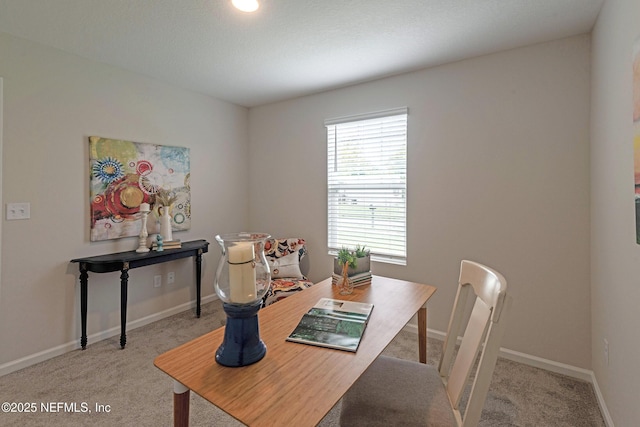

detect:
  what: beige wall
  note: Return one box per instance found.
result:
[249,35,592,368]
[0,33,249,366]
[591,0,640,424]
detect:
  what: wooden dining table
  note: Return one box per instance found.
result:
[154,275,437,427]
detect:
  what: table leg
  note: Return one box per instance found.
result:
[80,266,88,350]
[418,305,427,364]
[120,266,129,349]
[195,250,202,318]
[173,381,190,427]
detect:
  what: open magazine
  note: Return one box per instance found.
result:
[286,298,374,352]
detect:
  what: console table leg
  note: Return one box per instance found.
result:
[173,381,190,427]
[71,240,209,350]
[120,267,129,349]
[80,266,88,350]
[195,250,202,318]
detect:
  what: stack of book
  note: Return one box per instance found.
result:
[152,239,182,250]
[331,271,372,288]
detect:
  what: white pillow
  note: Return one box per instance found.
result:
[268,252,303,279]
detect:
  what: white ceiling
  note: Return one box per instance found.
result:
[0,0,603,107]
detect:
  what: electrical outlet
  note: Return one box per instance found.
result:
[603,339,609,366]
[154,275,162,288]
[167,272,175,284]
[6,202,31,220]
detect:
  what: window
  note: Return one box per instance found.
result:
[326,107,408,265]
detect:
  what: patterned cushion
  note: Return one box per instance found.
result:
[262,238,314,306]
[263,278,315,306]
[264,237,307,262]
[269,252,303,278]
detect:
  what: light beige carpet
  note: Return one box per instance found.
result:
[0,299,605,426]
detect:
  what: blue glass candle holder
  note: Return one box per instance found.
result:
[214,233,271,367]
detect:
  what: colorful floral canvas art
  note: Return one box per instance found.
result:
[634,39,640,243]
[89,136,191,241]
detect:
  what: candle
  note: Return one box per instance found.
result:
[228,242,256,303]
[139,202,150,212]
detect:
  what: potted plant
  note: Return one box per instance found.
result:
[353,244,371,274]
[334,245,371,276]
[336,247,357,295]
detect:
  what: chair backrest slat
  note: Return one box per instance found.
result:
[462,296,512,427]
[438,283,470,376]
[446,297,492,408]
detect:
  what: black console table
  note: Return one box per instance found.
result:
[71,239,209,349]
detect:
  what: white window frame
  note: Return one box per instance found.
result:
[325,107,408,265]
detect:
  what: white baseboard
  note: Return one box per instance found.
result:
[404,324,592,379]
[403,324,614,427]
[0,294,218,377]
[498,347,593,382]
[590,372,615,427]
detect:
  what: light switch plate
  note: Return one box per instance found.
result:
[6,202,30,220]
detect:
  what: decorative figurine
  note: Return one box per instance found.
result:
[156,234,164,252]
[136,202,151,253]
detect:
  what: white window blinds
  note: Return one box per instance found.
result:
[326,108,407,265]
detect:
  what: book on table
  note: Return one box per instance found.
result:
[331,271,372,288]
[152,239,182,249]
[286,297,374,352]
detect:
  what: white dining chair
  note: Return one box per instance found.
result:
[340,260,512,427]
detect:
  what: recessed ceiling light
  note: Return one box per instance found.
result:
[232,0,259,13]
